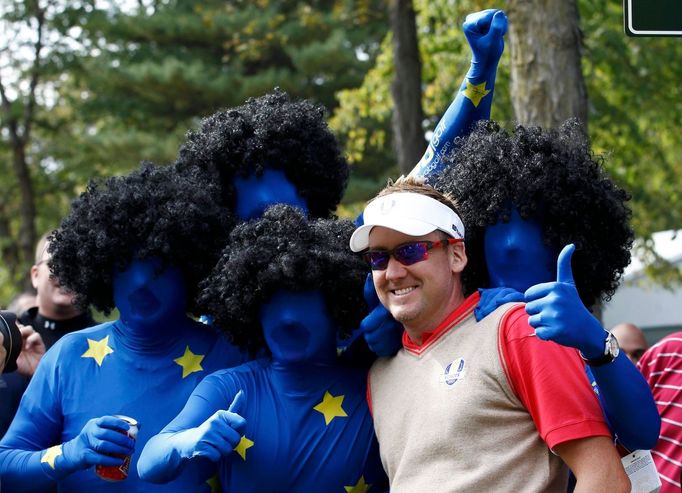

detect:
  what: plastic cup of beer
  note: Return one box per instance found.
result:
[95,415,139,481]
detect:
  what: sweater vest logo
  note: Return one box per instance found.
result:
[440,357,466,385]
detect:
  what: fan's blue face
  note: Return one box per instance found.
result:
[484,208,556,293]
[233,168,308,220]
[113,257,187,331]
[259,290,336,365]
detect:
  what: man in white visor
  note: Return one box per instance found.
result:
[350,176,629,493]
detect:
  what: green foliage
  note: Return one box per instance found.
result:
[0,0,90,300]
[0,0,389,304]
[580,1,682,237]
[71,0,387,125]
[1,0,680,304]
[334,0,512,207]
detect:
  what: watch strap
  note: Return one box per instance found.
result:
[580,331,618,367]
[580,351,616,367]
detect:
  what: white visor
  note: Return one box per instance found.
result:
[350,192,465,252]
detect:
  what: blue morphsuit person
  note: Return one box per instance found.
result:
[174,90,347,222]
[432,121,660,452]
[233,168,309,220]
[138,205,388,492]
[0,164,244,492]
[170,14,508,360]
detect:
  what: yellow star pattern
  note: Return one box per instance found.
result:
[462,80,491,107]
[345,476,372,493]
[233,435,254,460]
[41,445,62,470]
[206,474,221,493]
[313,391,348,425]
[173,345,205,378]
[81,336,114,366]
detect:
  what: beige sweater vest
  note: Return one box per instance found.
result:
[369,303,567,493]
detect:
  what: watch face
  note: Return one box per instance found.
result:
[607,333,620,358]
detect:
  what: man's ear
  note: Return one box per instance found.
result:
[30,265,40,290]
[449,242,467,274]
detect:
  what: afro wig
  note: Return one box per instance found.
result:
[49,162,233,315]
[436,119,633,307]
[198,205,368,353]
[175,89,349,219]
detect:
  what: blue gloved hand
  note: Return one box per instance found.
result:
[360,274,403,357]
[60,416,135,472]
[524,244,606,358]
[474,287,525,321]
[463,9,508,80]
[173,390,247,463]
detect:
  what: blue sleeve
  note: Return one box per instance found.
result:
[409,9,507,181]
[137,371,238,484]
[0,345,67,492]
[585,354,661,451]
[475,287,525,321]
[409,67,498,181]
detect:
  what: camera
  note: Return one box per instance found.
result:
[0,310,21,373]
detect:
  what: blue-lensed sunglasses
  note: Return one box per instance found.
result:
[363,238,462,271]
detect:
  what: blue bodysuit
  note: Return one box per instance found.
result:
[145,358,387,492]
[0,320,244,492]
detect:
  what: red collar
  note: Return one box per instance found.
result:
[402,291,480,355]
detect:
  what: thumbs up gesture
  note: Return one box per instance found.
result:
[177,390,247,463]
[524,244,606,357]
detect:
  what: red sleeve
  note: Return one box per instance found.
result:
[366,371,373,417]
[498,305,611,449]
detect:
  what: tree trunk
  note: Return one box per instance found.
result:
[0,2,44,292]
[0,204,20,285]
[508,0,604,318]
[12,143,37,291]
[389,0,425,174]
[507,0,587,127]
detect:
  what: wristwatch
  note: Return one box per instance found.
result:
[580,331,620,367]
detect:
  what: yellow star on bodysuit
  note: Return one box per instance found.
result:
[462,80,491,107]
[313,391,348,425]
[173,345,205,378]
[345,475,372,493]
[206,474,221,493]
[233,435,254,460]
[41,445,62,470]
[81,336,114,366]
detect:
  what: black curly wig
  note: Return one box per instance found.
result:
[49,162,234,315]
[198,205,368,353]
[436,119,633,308]
[175,89,349,219]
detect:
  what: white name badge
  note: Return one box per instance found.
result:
[621,450,661,493]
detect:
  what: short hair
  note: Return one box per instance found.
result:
[49,163,233,315]
[198,205,368,354]
[375,175,460,213]
[436,119,633,307]
[175,89,349,219]
[34,232,51,265]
